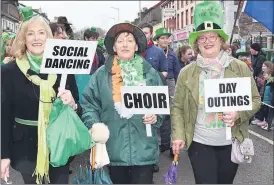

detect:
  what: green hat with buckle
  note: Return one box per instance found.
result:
[189,1,229,47]
[153,28,171,41]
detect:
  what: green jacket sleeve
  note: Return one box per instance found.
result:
[81,73,102,129]
[170,70,186,141]
[236,62,261,125]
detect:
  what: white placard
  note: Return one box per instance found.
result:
[121,86,170,115]
[204,77,252,113]
[40,39,97,74]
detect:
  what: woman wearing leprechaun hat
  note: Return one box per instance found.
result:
[171,1,261,184]
[1,7,81,184]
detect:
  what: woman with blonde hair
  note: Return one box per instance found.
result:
[1,32,16,64]
[171,1,261,184]
[1,8,80,184]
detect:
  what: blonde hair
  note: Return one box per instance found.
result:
[11,16,53,59]
[192,36,229,54]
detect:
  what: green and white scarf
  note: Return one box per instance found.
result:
[26,50,43,73]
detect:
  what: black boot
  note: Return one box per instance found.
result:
[153,164,159,173]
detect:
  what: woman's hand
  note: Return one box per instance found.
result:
[3,57,11,64]
[143,114,157,124]
[222,112,238,127]
[57,88,76,109]
[172,140,185,155]
[1,159,10,182]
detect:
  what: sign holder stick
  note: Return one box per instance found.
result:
[146,124,152,137]
[59,74,68,89]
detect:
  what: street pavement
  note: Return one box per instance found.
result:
[3,124,273,184]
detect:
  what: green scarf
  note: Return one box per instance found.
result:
[26,50,43,73]
[16,55,57,184]
[117,54,144,86]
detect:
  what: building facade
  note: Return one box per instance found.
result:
[1,0,20,33]
[1,1,50,33]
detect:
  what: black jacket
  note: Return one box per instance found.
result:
[1,62,80,174]
[252,51,266,78]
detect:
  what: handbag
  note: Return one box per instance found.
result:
[231,137,254,164]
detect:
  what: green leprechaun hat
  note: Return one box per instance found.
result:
[20,6,37,22]
[235,48,250,58]
[189,1,229,47]
[153,28,171,41]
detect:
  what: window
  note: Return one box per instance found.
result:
[186,9,189,25]
[181,1,184,8]
[177,13,180,29]
[164,21,166,28]
[190,0,193,3]
[177,0,179,10]
[186,0,188,5]
[234,0,238,5]
[181,12,184,28]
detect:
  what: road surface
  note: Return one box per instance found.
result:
[3,124,273,184]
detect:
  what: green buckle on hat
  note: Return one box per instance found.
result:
[204,21,213,30]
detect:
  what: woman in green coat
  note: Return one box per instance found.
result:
[82,23,164,184]
[171,1,261,184]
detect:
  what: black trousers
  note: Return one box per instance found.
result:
[108,165,154,184]
[257,105,269,121]
[188,141,238,184]
[21,164,70,184]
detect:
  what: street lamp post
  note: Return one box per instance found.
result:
[110,7,119,23]
[108,17,116,24]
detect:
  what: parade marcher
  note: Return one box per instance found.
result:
[82,22,164,184]
[251,61,274,125]
[153,28,180,157]
[256,70,274,130]
[171,1,261,184]
[83,27,105,69]
[1,9,81,184]
[57,16,74,40]
[1,32,16,64]
[175,45,194,82]
[235,48,253,71]
[250,42,266,78]
[139,22,168,172]
[49,22,69,40]
[139,23,168,78]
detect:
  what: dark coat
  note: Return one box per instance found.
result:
[252,51,266,78]
[1,61,80,175]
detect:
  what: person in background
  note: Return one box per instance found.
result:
[57,16,74,40]
[1,9,80,184]
[139,22,168,172]
[84,27,105,68]
[153,27,180,158]
[250,43,266,79]
[256,70,274,130]
[175,45,194,81]
[1,32,16,64]
[49,22,69,40]
[171,2,260,184]
[251,61,274,125]
[82,22,164,184]
[235,48,253,71]
[139,23,168,78]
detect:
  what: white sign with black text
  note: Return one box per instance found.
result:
[121,86,170,115]
[204,77,252,113]
[121,86,170,137]
[40,39,97,75]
